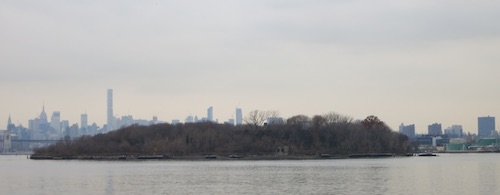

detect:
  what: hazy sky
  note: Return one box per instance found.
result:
[1,0,499,133]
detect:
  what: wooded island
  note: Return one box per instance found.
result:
[32,112,411,159]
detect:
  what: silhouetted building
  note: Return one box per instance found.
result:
[399,123,415,139]
[428,123,442,135]
[478,116,495,138]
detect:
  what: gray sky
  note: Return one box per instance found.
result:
[1,0,499,133]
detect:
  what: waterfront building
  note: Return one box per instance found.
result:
[2,133,12,153]
[428,123,442,135]
[446,138,469,151]
[478,116,495,138]
[399,123,415,139]
[444,125,463,138]
[235,107,243,125]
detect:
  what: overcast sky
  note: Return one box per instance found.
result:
[1,0,499,133]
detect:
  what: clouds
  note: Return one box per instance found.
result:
[1,0,500,132]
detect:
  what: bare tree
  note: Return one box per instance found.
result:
[244,110,268,127]
[361,115,385,129]
[244,110,281,127]
[286,115,311,126]
[323,112,353,127]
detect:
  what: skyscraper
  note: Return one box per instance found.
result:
[235,107,243,125]
[478,116,495,138]
[7,114,12,130]
[50,111,61,132]
[39,105,48,124]
[107,89,114,131]
[81,113,88,129]
[207,106,213,122]
[428,123,442,135]
[185,115,194,123]
[399,123,415,139]
[445,125,463,138]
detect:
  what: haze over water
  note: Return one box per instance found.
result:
[1,154,499,194]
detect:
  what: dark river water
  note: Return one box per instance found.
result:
[1,153,499,194]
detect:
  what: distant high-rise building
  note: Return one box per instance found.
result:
[207,106,213,122]
[7,114,12,127]
[399,123,415,139]
[7,114,13,130]
[227,118,235,125]
[50,111,61,132]
[61,120,70,133]
[478,116,495,138]
[107,89,115,131]
[235,107,243,125]
[185,115,194,123]
[39,105,48,124]
[267,117,284,125]
[171,120,180,125]
[445,125,463,138]
[66,123,79,138]
[81,114,88,129]
[428,123,442,135]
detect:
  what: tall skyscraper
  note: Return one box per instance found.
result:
[7,114,12,127]
[7,114,12,130]
[207,106,213,122]
[478,116,495,138]
[107,89,114,131]
[81,113,88,129]
[39,105,48,124]
[428,123,442,135]
[235,107,243,125]
[50,111,61,132]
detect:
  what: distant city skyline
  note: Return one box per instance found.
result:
[1,89,497,135]
[1,1,500,134]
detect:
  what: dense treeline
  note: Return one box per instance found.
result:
[33,113,411,157]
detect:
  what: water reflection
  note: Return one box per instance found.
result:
[1,154,500,194]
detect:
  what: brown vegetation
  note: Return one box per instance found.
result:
[32,113,411,157]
